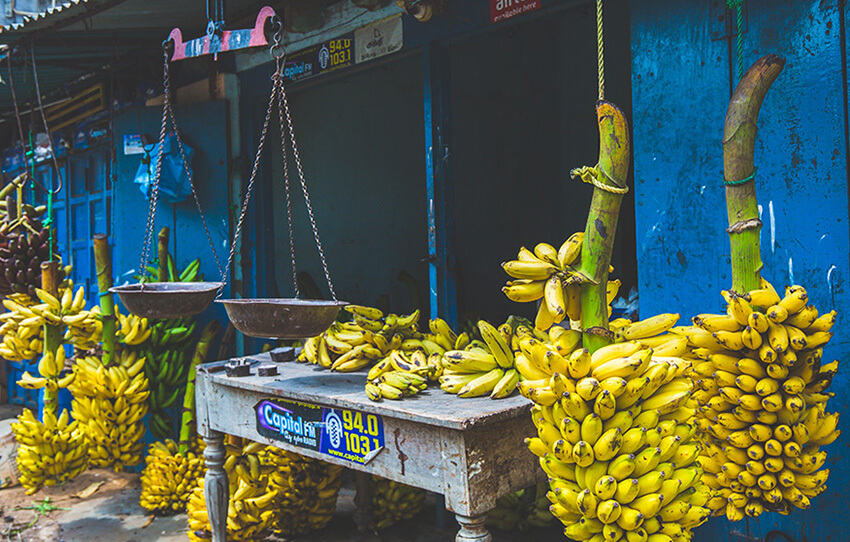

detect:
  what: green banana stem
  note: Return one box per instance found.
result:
[178,320,221,454]
[93,234,116,366]
[157,226,169,283]
[40,261,62,418]
[723,54,786,294]
[579,101,631,354]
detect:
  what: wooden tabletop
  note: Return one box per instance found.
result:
[197,349,533,431]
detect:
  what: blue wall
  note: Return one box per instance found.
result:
[632,1,849,540]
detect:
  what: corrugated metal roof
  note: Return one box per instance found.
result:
[0,1,97,35]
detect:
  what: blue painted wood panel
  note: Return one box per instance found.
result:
[632,1,849,540]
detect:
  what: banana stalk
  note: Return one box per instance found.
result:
[178,320,221,454]
[40,260,62,416]
[579,101,631,354]
[157,226,169,282]
[723,54,786,293]
[93,234,116,365]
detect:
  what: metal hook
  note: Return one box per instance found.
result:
[269,15,285,59]
[27,171,62,196]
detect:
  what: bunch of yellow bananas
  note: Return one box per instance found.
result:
[140,438,206,514]
[673,278,839,519]
[69,348,149,471]
[260,447,344,536]
[0,293,45,360]
[187,438,278,542]
[365,350,431,400]
[514,325,712,541]
[16,345,75,392]
[11,408,88,494]
[116,310,152,346]
[369,475,426,530]
[438,319,521,399]
[501,233,621,330]
[487,482,555,532]
[298,306,420,372]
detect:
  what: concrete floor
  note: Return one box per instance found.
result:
[0,467,568,542]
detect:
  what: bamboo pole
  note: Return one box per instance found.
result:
[40,261,61,417]
[723,54,785,294]
[579,101,631,354]
[178,321,221,455]
[93,234,116,366]
[157,227,170,283]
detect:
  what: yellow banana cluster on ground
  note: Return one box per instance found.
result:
[261,447,344,536]
[674,279,839,519]
[187,438,279,542]
[369,475,426,530]
[140,438,206,514]
[439,319,521,399]
[69,348,149,471]
[11,408,88,494]
[487,482,555,531]
[517,328,712,541]
[298,306,421,372]
[501,233,620,329]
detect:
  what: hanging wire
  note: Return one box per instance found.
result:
[5,50,28,172]
[596,0,605,100]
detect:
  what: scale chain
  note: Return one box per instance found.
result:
[277,77,300,298]
[279,76,337,300]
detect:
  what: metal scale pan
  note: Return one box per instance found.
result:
[111,282,223,319]
[216,298,347,339]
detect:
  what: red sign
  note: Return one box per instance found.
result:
[490,0,541,23]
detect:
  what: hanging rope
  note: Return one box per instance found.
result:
[727,0,745,81]
[596,0,605,100]
[30,45,64,262]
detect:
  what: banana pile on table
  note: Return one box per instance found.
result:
[501,233,620,329]
[69,348,150,470]
[438,319,521,399]
[299,306,420,372]
[369,475,426,530]
[0,225,66,298]
[140,438,206,514]
[11,408,88,494]
[487,482,555,532]
[187,438,279,542]
[672,278,839,519]
[262,447,344,536]
[0,284,90,361]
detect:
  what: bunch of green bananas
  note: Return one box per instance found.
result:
[69,348,150,471]
[487,482,554,532]
[438,320,521,399]
[144,315,198,439]
[261,447,344,536]
[369,476,426,530]
[140,438,206,514]
[501,233,621,330]
[520,336,713,542]
[672,278,839,519]
[187,438,279,542]
[0,283,91,360]
[11,407,88,494]
[298,306,420,372]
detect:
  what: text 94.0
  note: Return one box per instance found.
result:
[328,39,351,66]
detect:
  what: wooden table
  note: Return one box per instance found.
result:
[195,349,545,542]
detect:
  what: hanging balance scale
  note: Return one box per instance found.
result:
[217,22,347,339]
[113,11,345,336]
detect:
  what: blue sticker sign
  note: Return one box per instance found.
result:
[255,398,384,464]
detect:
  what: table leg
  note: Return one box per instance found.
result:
[352,470,371,532]
[204,430,228,542]
[455,513,492,542]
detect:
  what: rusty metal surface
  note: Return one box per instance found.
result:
[216,298,347,339]
[197,351,533,430]
[109,282,222,319]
